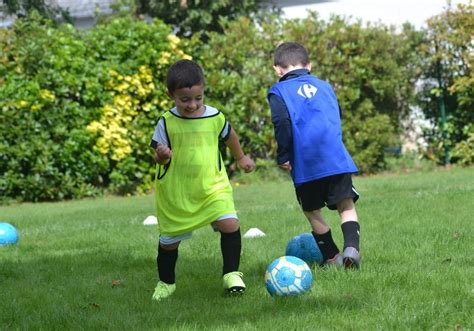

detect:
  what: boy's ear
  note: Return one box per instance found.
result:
[306,63,312,72]
[273,65,284,77]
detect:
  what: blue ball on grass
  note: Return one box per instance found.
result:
[0,222,19,246]
[264,256,313,296]
[285,233,323,265]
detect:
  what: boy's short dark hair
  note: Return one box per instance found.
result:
[274,42,309,69]
[166,59,205,94]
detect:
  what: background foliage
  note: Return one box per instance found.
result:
[1,0,70,23]
[198,14,423,173]
[0,13,189,201]
[134,0,276,37]
[0,2,472,202]
[417,2,474,165]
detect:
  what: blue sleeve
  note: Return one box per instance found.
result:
[268,93,292,165]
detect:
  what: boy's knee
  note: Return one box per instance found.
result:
[216,218,240,234]
[160,242,180,250]
[303,209,323,221]
[337,198,355,213]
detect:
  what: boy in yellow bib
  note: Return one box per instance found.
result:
[150,60,255,300]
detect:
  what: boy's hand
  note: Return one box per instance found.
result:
[237,155,256,173]
[155,143,172,165]
[278,161,292,172]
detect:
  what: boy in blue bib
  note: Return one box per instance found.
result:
[268,42,361,269]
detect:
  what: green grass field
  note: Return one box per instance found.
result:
[1,167,473,330]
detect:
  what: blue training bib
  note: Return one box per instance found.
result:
[269,75,358,184]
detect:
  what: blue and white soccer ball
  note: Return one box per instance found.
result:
[265,256,313,296]
[0,222,19,246]
[286,233,323,265]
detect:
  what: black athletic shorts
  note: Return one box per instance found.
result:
[295,173,359,211]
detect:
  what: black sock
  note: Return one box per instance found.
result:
[157,245,178,284]
[312,230,340,261]
[220,229,241,275]
[341,221,360,251]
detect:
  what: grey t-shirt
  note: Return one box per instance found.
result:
[151,105,230,148]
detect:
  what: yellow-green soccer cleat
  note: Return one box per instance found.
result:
[223,271,246,294]
[152,281,176,301]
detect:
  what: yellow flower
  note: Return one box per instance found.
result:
[112,143,132,161]
[86,121,104,134]
[19,100,28,108]
[167,34,180,50]
[160,99,170,108]
[158,51,171,65]
[114,95,132,108]
[96,137,109,155]
[116,82,130,92]
[40,90,56,102]
[103,104,118,117]
[142,103,152,112]
[139,65,148,74]
[31,104,42,112]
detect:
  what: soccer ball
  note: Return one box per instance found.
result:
[265,256,313,296]
[0,222,19,246]
[286,233,323,265]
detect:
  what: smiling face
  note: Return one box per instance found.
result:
[169,84,205,118]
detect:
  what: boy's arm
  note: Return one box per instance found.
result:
[154,143,172,165]
[150,118,172,165]
[224,127,255,173]
[268,93,292,166]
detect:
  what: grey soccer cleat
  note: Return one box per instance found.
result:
[343,247,361,269]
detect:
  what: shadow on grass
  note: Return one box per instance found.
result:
[1,241,366,330]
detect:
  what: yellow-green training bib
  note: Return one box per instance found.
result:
[155,110,236,236]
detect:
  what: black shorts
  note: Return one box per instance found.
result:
[295,173,359,211]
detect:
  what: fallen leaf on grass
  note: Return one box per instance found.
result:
[112,279,122,288]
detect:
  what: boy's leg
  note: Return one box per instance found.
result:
[157,242,180,284]
[337,198,361,269]
[304,210,342,265]
[296,178,342,266]
[215,218,245,293]
[153,240,180,301]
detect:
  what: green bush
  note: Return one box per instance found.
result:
[0,13,190,201]
[198,14,419,174]
[197,17,279,162]
[450,125,474,166]
[3,10,461,202]
[418,2,474,165]
[0,15,107,201]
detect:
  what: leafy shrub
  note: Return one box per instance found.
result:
[417,2,474,165]
[198,14,419,174]
[0,14,107,201]
[2,10,457,202]
[450,126,474,166]
[0,13,189,201]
